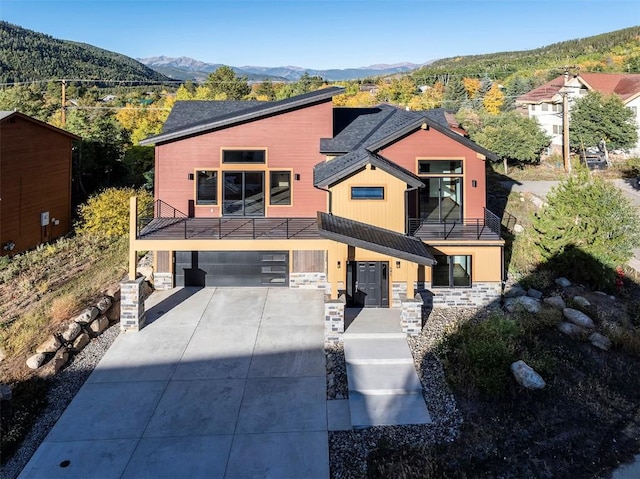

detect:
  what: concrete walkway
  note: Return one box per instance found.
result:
[343,309,431,428]
[19,287,329,479]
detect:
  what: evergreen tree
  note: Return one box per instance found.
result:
[443,77,468,111]
[203,66,250,100]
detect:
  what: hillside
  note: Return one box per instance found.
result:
[0,21,171,84]
[412,26,640,83]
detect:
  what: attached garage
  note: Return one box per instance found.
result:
[175,251,289,287]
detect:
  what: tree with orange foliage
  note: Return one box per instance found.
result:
[483,83,505,114]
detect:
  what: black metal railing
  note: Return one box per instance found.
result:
[137,200,188,238]
[408,208,502,240]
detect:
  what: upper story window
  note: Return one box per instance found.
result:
[541,103,549,111]
[196,170,218,205]
[351,186,384,200]
[222,149,266,164]
[418,160,463,175]
[270,171,291,205]
[552,103,562,112]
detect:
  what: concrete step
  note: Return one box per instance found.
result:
[343,332,407,340]
[346,363,423,394]
[349,392,432,428]
[344,336,414,363]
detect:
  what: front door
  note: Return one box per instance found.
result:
[222,171,265,216]
[349,261,389,308]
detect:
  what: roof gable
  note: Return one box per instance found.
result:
[314,148,424,188]
[0,111,80,140]
[140,86,345,145]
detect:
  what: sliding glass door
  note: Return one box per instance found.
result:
[419,177,462,222]
[222,171,265,216]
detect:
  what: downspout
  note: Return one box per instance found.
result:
[314,185,333,215]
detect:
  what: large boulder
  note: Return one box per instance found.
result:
[88,316,109,336]
[35,335,61,354]
[544,296,566,311]
[558,321,586,338]
[96,296,112,314]
[511,360,546,390]
[61,322,82,342]
[26,353,47,370]
[527,288,543,300]
[105,299,120,323]
[71,332,90,352]
[589,332,612,351]
[37,350,69,378]
[504,285,526,298]
[555,277,571,288]
[505,296,541,314]
[74,307,99,325]
[573,296,592,308]
[563,308,595,329]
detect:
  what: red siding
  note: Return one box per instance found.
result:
[379,128,488,219]
[155,100,333,218]
[0,116,73,255]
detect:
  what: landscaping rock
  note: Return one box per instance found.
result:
[544,296,566,310]
[589,332,612,351]
[529,195,546,209]
[573,296,592,308]
[527,288,543,300]
[35,335,61,354]
[26,353,47,370]
[138,265,153,282]
[505,296,541,314]
[74,307,99,325]
[105,299,120,322]
[96,296,112,314]
[558,321,586,338]
[61,322,82,342]
[511,360,546,390]
[71,332,90,352]
[88,316,109,336]
[556,277,572,288]
[563,308,595,329]
[105,285,121,301]
[513,224,524,234]
[37,350,69,378]
[142,281,153,299]
[504,285,526,298]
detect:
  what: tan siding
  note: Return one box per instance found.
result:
[330,165,407,232]
[431,245,503,282]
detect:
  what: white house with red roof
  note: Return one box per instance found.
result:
[516,72,640,155]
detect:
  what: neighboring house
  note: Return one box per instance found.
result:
[516,72,640,155]
[0,111,79,256]
[133,86,504,319]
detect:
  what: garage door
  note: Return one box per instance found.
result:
[175,251,288,287]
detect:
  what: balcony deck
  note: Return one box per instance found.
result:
[412,222,501,241]
[138,217,321,240]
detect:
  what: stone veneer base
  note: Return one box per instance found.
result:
[120,277,146,331]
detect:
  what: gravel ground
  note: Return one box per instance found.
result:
[0,324,121,479]
[327,307,487,479]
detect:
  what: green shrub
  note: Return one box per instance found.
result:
[437,313,522,397]
[531,172,640,290]
[76,187,153,239]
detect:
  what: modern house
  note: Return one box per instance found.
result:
[128,87,504,334]
[0,111,78,256]
[516,72,640,156]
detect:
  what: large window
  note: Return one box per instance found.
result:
[196,170,217,205]
[351,186,385,200]
[417,159,463,222]
[223,171,264,216]
[432,254,471,288]
[270,171,291,205]
[222,149,265,164]
[418,160,463,175]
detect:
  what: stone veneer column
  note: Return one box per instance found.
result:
[152,272,174,291]
[400,293,424,335]
[324,298,345,347]
[120,276,146,331]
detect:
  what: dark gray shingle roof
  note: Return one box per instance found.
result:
[317,212,436,266]
[140,86,345,145]
[161,100,264,134]
[314,149,423,188]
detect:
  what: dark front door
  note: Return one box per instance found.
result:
[350,261,389,308]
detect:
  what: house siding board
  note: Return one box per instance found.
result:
[1,116,73,255]
[155,101,333,218]
[379,128,487,220]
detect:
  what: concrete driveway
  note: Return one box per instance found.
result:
[19,287,330,479]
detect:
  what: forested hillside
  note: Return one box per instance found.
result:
[0,22,171,84]
[412,26,640,84]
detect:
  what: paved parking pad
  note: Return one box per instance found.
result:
[19,287,330,479]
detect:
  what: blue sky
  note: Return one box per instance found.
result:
[1,0,639,70]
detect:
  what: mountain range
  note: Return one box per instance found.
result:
[137,56,427,82]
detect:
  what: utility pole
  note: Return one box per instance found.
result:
[61,79,66,127]
[559,67,575,174]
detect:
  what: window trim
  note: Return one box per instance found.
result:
[416,158,465,176]
[221,148,267,164]
[431,254,472,288]
[350,186,385,200]
[269,170,292,206]
[195,169,218,206]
